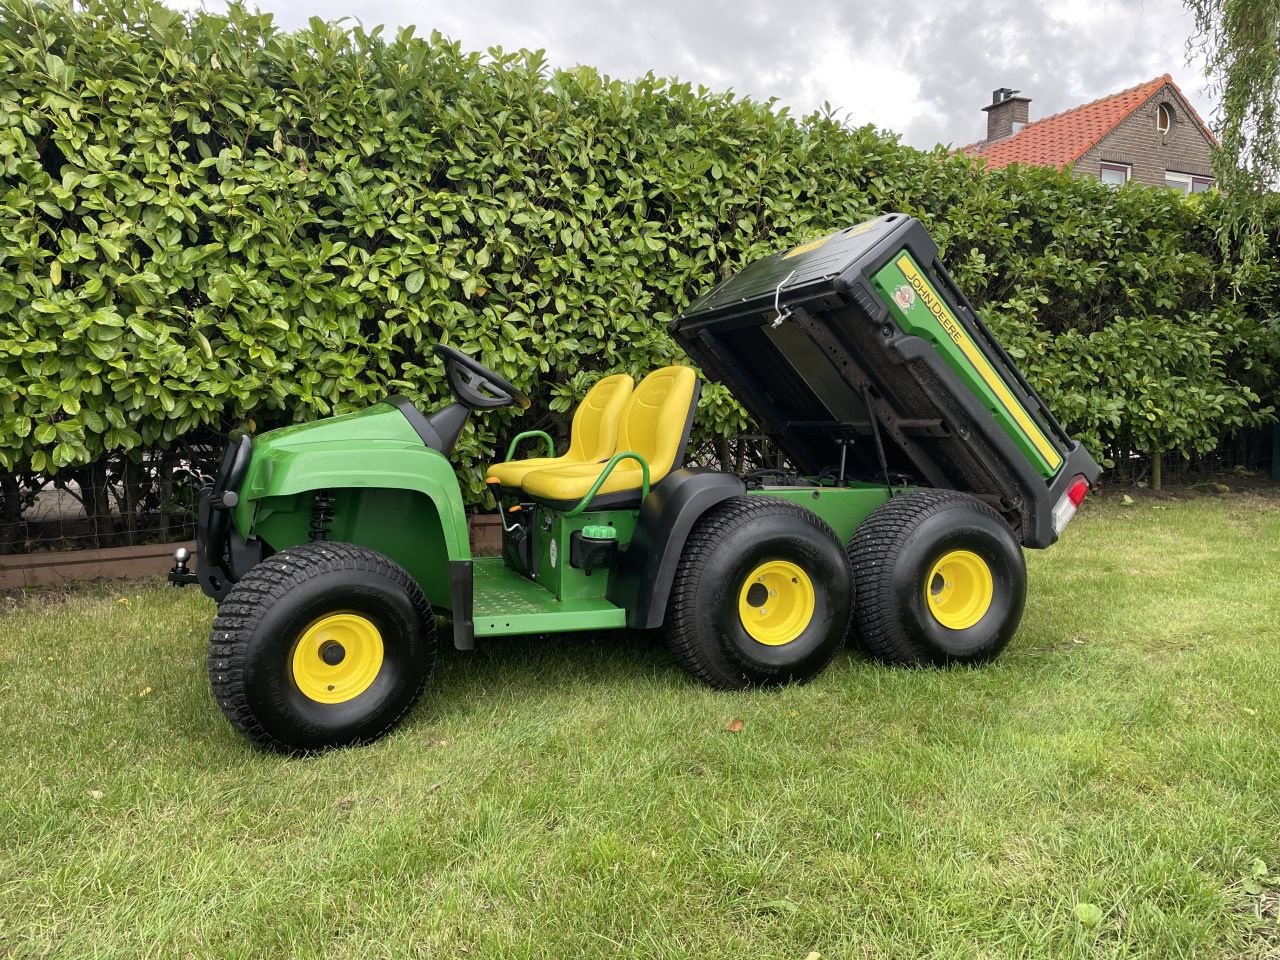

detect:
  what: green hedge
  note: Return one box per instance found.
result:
[1,0,1277,506]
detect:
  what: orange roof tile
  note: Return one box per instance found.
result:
[965,74,1216,170]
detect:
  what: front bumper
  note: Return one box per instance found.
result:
[169,435,263,601]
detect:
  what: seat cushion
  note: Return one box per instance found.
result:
[615,365,700,480]
[485,456,568,489]
[520,460,648,504]
[520,365,701,508]
[485,373,634,492]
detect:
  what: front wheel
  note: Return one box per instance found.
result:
[208,542,437,752]
[846,490,1026,666]
[663,496,852,689]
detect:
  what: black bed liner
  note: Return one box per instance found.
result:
[671,214,1100,548]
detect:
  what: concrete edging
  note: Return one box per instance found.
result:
[0,514,504,590]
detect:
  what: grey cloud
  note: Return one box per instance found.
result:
[892,0,1210,146]
[176,0,1216,148]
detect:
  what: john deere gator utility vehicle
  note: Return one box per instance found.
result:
[174,214,1100,752]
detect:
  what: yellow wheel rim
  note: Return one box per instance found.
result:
[737,560,816,646]
[925,550,994,630]
[290,613,385,704]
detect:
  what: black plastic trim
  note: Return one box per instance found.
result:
[671,379,702,472]
[1034,443,1103,546]
[386,395,446,450]
[570,529,619,570]
[195,435,259,601]
[607,468,746,629]
[450,560,475,651]
[195,483,264,602]
[527,489,645,512]
[194,485,227,600]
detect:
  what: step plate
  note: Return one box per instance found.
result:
[471,557,626,637]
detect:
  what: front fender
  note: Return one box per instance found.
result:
[225,440,472,643]
[235,439,472,563]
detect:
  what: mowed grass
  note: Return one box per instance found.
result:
[2,492,1279,959]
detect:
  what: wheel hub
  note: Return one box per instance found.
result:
[925,550,994,630]
[737,560,815,646]
[290,613,384,704]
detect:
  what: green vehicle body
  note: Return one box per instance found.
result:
[229,404,468,615]
[225,404,894,641]
[187,212,1099,651]
[869,251,1062,478]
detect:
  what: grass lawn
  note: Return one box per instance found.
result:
[1,491,1279,959]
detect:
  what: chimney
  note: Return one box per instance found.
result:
[982,87,1031,142]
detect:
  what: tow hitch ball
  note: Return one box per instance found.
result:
[168,547,198,588]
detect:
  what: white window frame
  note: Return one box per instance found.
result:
[1099,162,1131,186]
[1165,171,1214,194]
[1156,103,1174,135]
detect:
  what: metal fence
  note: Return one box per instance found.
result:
[1102,429,1275,486]
[1,427,1272,557]
[0,447,221,555]
[685,433,794,476]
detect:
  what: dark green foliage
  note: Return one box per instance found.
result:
[0,0,1276,506]
[934,167,1280,466]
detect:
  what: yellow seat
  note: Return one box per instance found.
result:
[485,373,633,489]
[521,365,700,507]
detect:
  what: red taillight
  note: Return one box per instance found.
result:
[1052,474,1091,536]
[1066,476,1089,507]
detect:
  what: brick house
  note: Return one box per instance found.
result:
[965,75,1217,193]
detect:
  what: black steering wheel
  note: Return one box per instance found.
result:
[434,344,531,411]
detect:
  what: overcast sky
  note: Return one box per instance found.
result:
[170,0,1217,149]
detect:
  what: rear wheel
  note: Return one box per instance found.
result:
[846,490,1025,666]
[208,542,436,752]
[663,496,852,689]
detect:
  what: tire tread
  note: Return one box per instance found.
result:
[208,541,435,752]
[847,489,1010,665]
[665,495,851,688]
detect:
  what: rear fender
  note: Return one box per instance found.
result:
[607,468,746,629]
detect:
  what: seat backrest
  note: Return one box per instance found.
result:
[616,365,700,482]
[565,373,634,462]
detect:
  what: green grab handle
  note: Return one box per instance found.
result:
[563,451,650,518]
[504,430,555,462]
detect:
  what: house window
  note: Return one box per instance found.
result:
[1156,103,1175,135]
[1165,171,1215,194]
[1100,162,1131,186]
